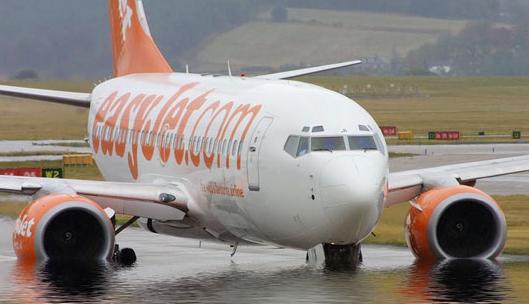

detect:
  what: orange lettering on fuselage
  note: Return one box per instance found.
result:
[101,93,130,156]
[92,92,118,153]
[92,83,263,179]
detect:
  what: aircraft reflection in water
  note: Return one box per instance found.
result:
[11,261,111,303]
[404,259,509,303]
[7,259,510,304]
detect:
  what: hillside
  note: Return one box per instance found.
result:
[194,8,468,73]
[0,0,266,79]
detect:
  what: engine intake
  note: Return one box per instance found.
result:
[405,186,506,260]
[13,194,115,262]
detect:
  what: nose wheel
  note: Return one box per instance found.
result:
[322,243,363,269]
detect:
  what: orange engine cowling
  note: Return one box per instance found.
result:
[13,194,115,262]
[405,185,506,260]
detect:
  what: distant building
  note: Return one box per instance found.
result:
[429,65,451,75]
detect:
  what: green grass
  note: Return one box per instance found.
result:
[389,152,417,158]
[0,80,92,140]
[305,76,529,141]
[366,195,529,255]
[196,8,468,71]
[2,77,529,143]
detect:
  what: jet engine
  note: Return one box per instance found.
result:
[405,185,506,260]
[13,194,115,262]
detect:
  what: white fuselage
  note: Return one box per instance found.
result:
[87,73,388,250]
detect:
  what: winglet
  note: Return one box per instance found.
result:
[255,60,362,80]
[109,0,173,77]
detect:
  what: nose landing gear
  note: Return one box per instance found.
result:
[323,243,362,269]
[307,243,363,269]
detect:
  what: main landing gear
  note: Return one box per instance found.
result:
[307,243,363,269]
[112,216,139,266]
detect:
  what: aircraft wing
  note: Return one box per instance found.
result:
[0,176,189,221]
[387,155,529,206]
[256,60,362,80]
[0,84,91,108]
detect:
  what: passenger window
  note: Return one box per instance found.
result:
[208,137,214,153]
[311,137,346,152]
[238,141,243,155]
[297,137,310,157]
[232,140,238,156]
[227,140,232,155]
[348,136,378,150]
[223,139,228,155]
[284,136,300,157]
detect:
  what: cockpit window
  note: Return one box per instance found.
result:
[348,136,377,150]
[284,136,300,157]
[358,125,370,131]
[297,137,310,156]
[373,133,386,155]
[284,134,381,158]
[311,137,346,152]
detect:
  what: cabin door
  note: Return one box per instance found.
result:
[247,117,273,191]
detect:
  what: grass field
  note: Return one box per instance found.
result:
[305,76,529,143]
[0,80,92,140]
[1,77,529,142]
[195,8,468,71]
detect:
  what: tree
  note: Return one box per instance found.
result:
[11,69,39,80]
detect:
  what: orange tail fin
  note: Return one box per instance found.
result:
[109,0,173,77]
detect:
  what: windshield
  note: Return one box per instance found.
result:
[284,134,380,158]
[348,136,378,150]
[311,136,346,152]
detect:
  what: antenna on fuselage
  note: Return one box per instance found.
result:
[185,64,189,74]
[227,60,232,77]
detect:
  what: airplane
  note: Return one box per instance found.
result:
[1,0,529,267]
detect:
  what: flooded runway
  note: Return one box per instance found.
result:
[1,143,529,303]
[1,217,529,304]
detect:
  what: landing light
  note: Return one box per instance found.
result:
[159,193,176,203]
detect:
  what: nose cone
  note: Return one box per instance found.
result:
[319,154,387,244]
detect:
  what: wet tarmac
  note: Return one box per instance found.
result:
[1,217,529,304]
[1,142,529,303]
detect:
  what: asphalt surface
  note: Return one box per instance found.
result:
[1,216,529,304]
[0,142,529,302]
